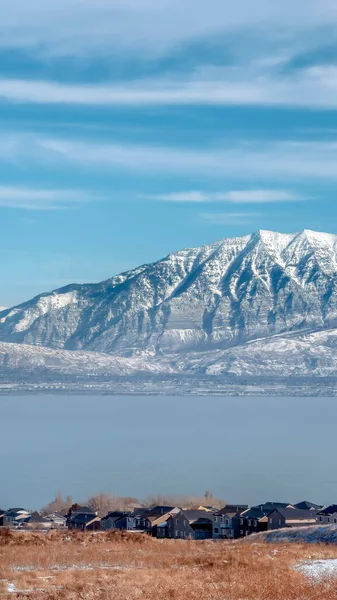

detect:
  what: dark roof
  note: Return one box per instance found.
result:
[259,502,294,511]
[28,515,46,523]
[240,507,270,519]
[295,501,322,511]
[151,506,176,514]
[69,513,100,525]
[317,504,337,516]
[270,508,318,520]
[215,505,248,516]
[5,509,30,518]
[181,510,213,524]
[70,506,96,515]
[101,511,129,521]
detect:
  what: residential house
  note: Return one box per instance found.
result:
[127,507,180,536]
[148,508,181,538]
[233,507,269,538]
[126,508,152,531]
[268,508,318,530]
[67,506,101,531]
[45,513,67,528]
[128,506,178,533]
[101,512,130,531]
[167,510,213,540]
[316,505,337,525]
[3,508,31,528]
[0,509,5,527]
[212,505,248,539]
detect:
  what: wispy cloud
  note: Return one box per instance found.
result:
[0,186,93,210]
[200,212,260,225]
[2,66,337,109]
[144,190,303,203]
[34,137,337,180]
[2,134,337,182]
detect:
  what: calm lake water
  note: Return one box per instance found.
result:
[1,395,336,510]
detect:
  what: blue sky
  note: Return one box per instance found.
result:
[2,0,337,305]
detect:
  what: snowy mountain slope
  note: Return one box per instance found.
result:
[1,327,337,383]
[170,328,337,377]
[1,229,337,355]
[0,341,170,376]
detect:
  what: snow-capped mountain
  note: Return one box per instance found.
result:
[1,229,337,356]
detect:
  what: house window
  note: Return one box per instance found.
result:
[254,521,257,527]
[184,520,187,526]
[319,516,322,521]
[248,520,251,526]
[328,518,330,523]
[176,519,179,525]
[269,518,272,523]
[240,530,243,535]
[214,528,219,534]
[226,519,229,525]
[240,519,243,525]
[279,520,282,525]
[214,517,217,523]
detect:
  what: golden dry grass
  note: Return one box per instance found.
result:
[1,529,337,599]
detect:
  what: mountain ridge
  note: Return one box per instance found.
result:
[1,229,337,356]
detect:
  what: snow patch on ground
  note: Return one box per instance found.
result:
[296,559,337,580]
[11,563,137,573]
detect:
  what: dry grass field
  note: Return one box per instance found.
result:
[1,529,337,599]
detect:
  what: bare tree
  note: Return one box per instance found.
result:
[41,493,73,516]
[86,493,118,517]
[86,493,140,516]
[116,497,139,512]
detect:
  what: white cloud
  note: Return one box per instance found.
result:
[200,212,260,225]
[0,0,336,59]
[6,54,337,112]
[0,186,93,210]
[144,190,303,203]
[32,137,337,180]
[2,133,337,182]
[2,66,337,109]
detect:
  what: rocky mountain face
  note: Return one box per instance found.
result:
[1,229,337,356]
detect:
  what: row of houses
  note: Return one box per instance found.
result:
[0,508,67,529]
[2,501,337,540]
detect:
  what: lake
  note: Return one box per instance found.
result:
[1,394,336,510]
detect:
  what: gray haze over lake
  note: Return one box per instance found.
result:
[1,395,335,510]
